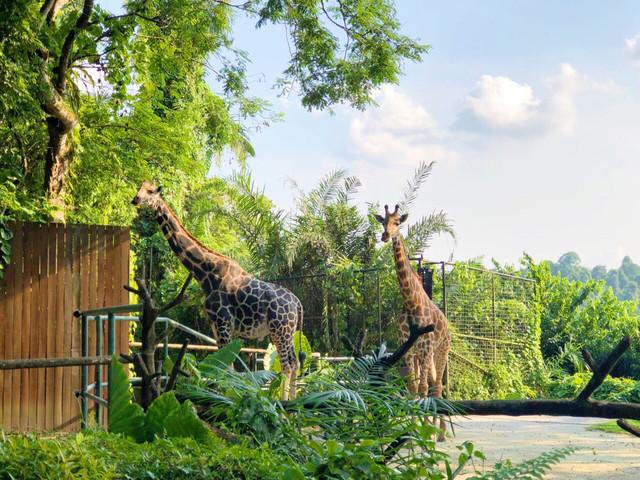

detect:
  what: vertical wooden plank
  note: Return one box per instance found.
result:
[35,224,47,430]
[26,224,38,430]
[45,225,57,430]
[117,228,130,354]
[0,223,14,428]
[87,225,98,418]
[96,227,112,425]
[54,224,65,429]
[69,226,86,431]
[61,225,78,432]
[10,223,24,432]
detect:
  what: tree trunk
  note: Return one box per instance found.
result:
[39,0,93,221]
[43,107,77,220]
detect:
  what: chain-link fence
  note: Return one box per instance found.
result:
[273,261,538,393]
[423,262,537,391]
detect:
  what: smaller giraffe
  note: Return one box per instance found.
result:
[375,204,451,440]
[132,182,302,400]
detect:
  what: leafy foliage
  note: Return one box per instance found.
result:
[0,431,290,480]
[1,0,426,223]
[549,251,640,307]
[525,255,640,378]
[469,446,577,480]
[107,356,209,443]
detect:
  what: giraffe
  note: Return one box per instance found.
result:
[132,181,302,400]
[374,204,451,440]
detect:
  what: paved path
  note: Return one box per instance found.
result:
[442,415,640,479]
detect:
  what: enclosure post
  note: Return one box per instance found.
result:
[377,270,382,346]
[491,276,497,363]
[81,314,89,429]
[163,326,169,361]
[441,262,447,317]
[94,315,103,426]
[107,312,116,422]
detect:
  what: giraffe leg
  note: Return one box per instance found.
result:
[405,353,419,395]
[274,339,298,401]
[433,340,450,441]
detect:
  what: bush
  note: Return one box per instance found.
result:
[0,431,289,480]
[546,373,640,402]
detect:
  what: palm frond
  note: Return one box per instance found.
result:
[400,161,434,212]
[303,169,348,213]
[405,210,455,257]
[336,175,362,204]
[293,389,367,411]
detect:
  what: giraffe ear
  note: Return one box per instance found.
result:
[399,213,408,224]
[373,214,384,224]
[156,185,163,193]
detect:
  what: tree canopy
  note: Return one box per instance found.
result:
[0,0,427,223]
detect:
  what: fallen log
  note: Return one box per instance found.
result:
[455,398,640,420]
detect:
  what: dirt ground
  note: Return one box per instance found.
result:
[442,415,640,479]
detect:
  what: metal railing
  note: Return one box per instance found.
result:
[73,304,265,429]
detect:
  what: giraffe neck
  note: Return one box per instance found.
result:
[153,199,236,285]
[391,234,423,305]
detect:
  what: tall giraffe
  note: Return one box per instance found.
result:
[132,181,302,400]
[374,204,450,440]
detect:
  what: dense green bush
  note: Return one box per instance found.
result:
[0,431,288,480]
[546,372,640,403]
[525,256,640,378]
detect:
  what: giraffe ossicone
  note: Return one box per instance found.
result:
[375,204,451,441]
[132,181,302,400]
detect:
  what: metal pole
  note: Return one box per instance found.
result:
[377,270,382,346]
[81,314,88,429]
[492,276,497,363]
[94,315,103,426]
[441,262,447,316]
[107,312,116,422]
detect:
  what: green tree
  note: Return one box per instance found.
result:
[1,0,427,223]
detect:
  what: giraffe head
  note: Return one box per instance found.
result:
[374,204,408,242]
[132,181,163,209]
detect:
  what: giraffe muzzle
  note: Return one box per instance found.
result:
[131,196,140,205]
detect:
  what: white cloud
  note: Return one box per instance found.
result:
[459,64,619,135]
[464,75,541,129]
[626,33,640,60]
[348,85,457,166]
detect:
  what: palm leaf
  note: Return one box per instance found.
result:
[405,210,455,257]
[400,161,434,212]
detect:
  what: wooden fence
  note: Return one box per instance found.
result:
[0,222,130,432]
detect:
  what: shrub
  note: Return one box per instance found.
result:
[546,373,640,402]
[0,431,288,480]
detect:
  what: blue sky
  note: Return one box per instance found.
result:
[103,1,640,269]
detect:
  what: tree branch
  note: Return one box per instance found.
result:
[617,419,640,438]
[455,399,640,420]
[54,0,95,93]
[576,336,630,402]
[165,339,190,392]
[581,348,597,372]
[159,273,193,313]
[382,323,435,368]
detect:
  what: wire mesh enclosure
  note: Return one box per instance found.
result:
[425,262,538,391]
[272,261,538,375]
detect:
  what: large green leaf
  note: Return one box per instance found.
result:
[144,391,182,441]
[198,339,242,373]
[164,399,210,442]
[107,356,145,442]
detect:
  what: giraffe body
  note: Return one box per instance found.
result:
[375,204,450,440]
[133,182,301,399]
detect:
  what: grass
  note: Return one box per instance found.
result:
[587,419,640,435]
